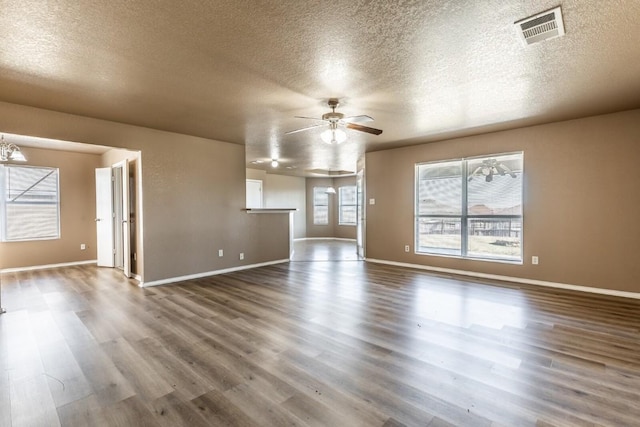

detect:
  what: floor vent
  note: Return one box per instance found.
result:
[515,6,565,45]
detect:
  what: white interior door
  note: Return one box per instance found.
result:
[356,169,365,259]
[95,168,114,267]
[121,161,131,278]
[246,179,263,208]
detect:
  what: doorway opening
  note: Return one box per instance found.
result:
[95,153,141,280]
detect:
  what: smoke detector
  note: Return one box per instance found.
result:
[515,6,565,45]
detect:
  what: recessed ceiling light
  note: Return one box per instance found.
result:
[250,160,264,164]
[285,166,297,169]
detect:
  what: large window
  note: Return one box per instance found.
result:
[313,187,329,225]
[415,152,523,262]
[1,165,60,242]
[339,185,357,225]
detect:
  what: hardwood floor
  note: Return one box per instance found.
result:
[291,239,360,262]
[1,262,639,426]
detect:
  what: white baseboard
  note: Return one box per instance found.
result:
[365,258,640,300]
[0,260,96,274]
[294,237,357,242]
[141,259,290,288]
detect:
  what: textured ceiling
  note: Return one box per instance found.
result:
[1,1,639,176]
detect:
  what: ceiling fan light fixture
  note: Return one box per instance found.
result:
[320,128,347,145]
[325,186,336,194]
[271,159,279,167]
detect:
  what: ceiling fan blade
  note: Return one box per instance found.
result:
[341,115,374,124]
[284,123,326,135]
[346,123,383,135]
[294,116,326,122]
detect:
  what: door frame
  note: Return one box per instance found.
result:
[95,167,114,267]
[95,159,134,278]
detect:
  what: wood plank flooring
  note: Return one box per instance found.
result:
[291,239,360,262]
[1,261,639,426]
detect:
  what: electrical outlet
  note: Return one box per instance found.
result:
[239,253,244,260]
[80,244,86,250]
[404,245,410,252]
[218,249,224,257]
[532,256,539,265]
[369,198,376,205]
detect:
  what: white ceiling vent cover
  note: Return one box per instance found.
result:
[515,6,565,45]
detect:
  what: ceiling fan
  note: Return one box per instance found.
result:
[285,98,382,144]
[468,158,517,182]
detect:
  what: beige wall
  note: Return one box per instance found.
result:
[0,147,100,269]
[0,101,290,283]
[246,169,266,181]
[365,109,640,293]
[264,174,306,239]
[305,176,357,239]
[306,178,335,238]
[101,149,143,277]
[245,169,307,238]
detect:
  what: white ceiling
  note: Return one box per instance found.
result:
[1,1,639,176]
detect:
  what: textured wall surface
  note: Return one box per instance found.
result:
[0,147,100,269]
[0,101,291,282]
[264,174,307,239]
[305,176,357,240]
[366,109,640,293]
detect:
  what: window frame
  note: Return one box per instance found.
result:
[338,185,357,226]
[414,152,523,263]
[313,186,330,225]
[0,164,61,242]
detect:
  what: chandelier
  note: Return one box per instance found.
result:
[0,135,26,162]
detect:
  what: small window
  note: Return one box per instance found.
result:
[339,185,357,226]
[313,187,329,225]
[1,165,60,241]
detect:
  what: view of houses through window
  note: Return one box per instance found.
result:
[415,152,523,262]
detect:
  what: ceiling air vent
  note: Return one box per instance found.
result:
[515,6,565,45]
